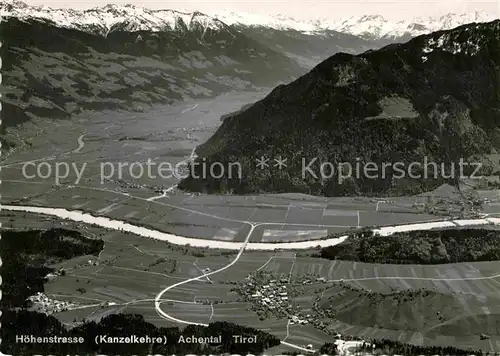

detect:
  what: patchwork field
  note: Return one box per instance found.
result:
[4,177,455,243]
[4,210,500,352]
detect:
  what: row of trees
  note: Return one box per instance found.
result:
[355,338,484,355]
[319,228,500,264]
[1,228,104,307]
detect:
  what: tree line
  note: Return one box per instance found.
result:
[319,228,500,264]
[1,228,104,308]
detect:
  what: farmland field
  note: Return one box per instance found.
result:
[3,90,500,354]
[5,207,500,353]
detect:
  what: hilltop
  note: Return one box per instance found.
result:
[179,20,500,196]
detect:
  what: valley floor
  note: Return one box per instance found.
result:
[2,92,500,354]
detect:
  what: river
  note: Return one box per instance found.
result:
[3,204,499,250]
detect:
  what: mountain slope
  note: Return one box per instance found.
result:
[0,5,302,130]
[178,20,500,197]
[318,285,500,342]
[230,26,381,69]
[213,10,497,67]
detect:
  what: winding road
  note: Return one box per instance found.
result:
[71,134,87,154]
[4,203,500,353]
[152,223,319,353]
[154,223,257,326]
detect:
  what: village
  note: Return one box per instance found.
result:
[27,292,75,315]
[231,271,372,354]
[27,291,118,315]
[25,258,112,316]
[234,271,336,329]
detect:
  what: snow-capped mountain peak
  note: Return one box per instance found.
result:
[329,10,496,39]
[1,0,497,40]
[0,0,227,35]
[211,9,497,39]
[208,10,325,33]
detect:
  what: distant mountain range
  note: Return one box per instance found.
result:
[0,3,302,130]
[179,20,500,196]
[326,12,496,40]
[0,0,228,35]
[1,1,496,40]
[213,10,496,40]
[2,1,496,74]
[2,0,498,150]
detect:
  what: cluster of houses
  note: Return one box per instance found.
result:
[238,275,293,315]
[251,278,295,312]
[237,272,332,326]
[28,292,118,315]
[236,271,360,349]
[27,292,74,314]
[413,188,495,218]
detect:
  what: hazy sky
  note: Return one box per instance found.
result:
[23,0,500,21]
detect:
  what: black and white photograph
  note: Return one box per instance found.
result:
[1,0,500,354]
